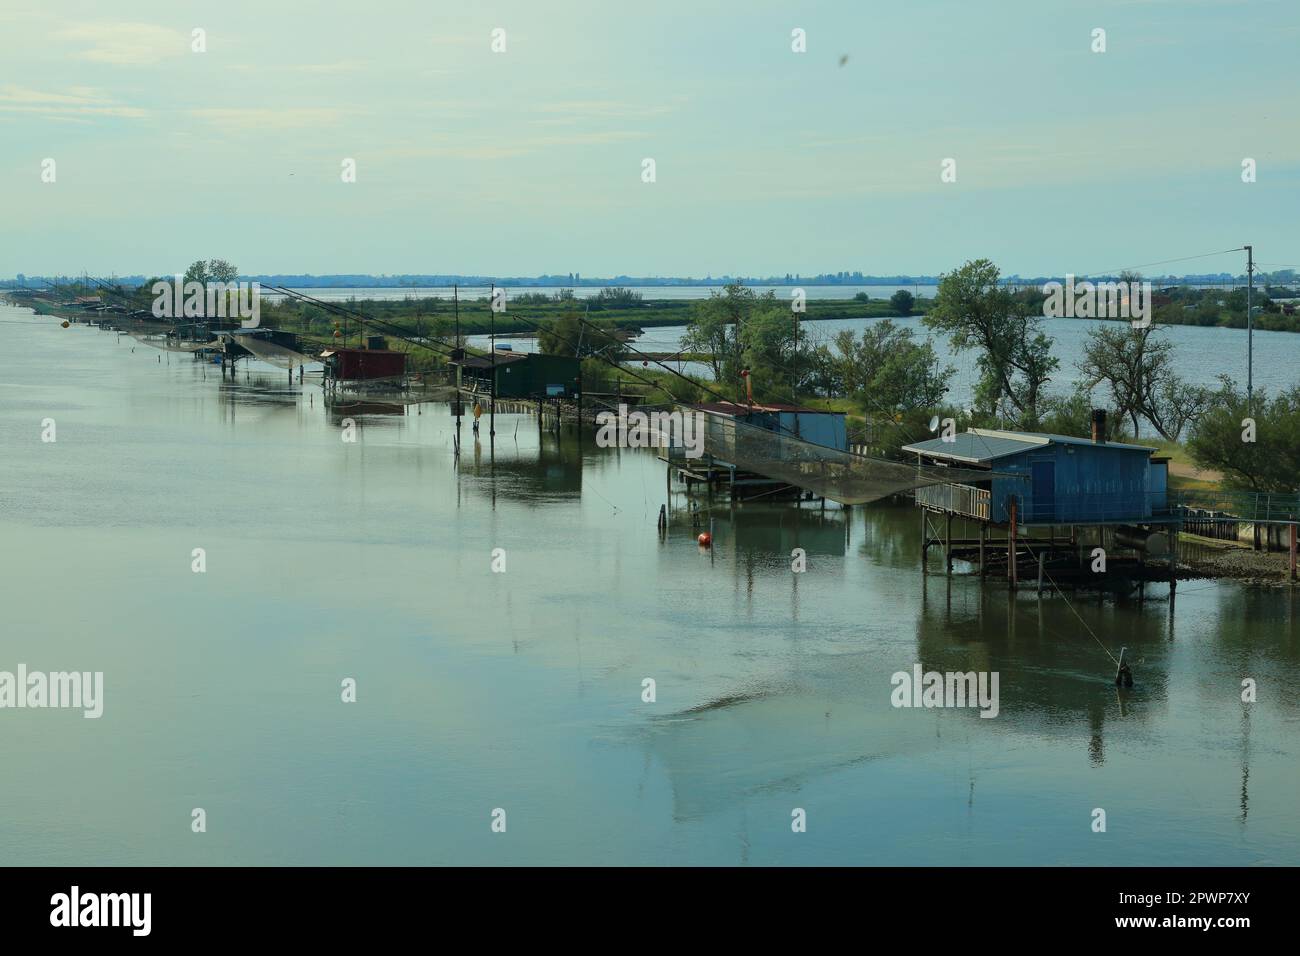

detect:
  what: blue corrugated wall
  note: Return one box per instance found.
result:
[989,443,1157,524]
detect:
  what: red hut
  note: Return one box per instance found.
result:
[320,346,407,385]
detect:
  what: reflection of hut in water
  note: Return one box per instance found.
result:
[326,401,406,426]
[458,431,584,500]
[913,579,1167,764]
[669,504,848,558]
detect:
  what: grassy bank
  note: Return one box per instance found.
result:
[257,294,931,339]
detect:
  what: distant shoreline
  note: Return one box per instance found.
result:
[2,274,1272,291]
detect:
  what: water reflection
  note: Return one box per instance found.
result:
[456,421,587,502]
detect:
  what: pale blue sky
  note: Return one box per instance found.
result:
[3,0,1297,278]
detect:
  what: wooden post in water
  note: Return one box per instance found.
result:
[978,522,986,576]
[945,512,953,575]
[489,283,496,442]
[920,509,928,571]
[1008,496,1018,589]
[453,285,462,434]
[1290,520,1296,583]
[1169,526,1178,595]
[1036,551,1045,596]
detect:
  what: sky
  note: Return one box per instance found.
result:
[2,0,1298,279]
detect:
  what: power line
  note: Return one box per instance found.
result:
[1073,247,1246,280]
[263,284,459,359]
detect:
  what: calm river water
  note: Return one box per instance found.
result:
[1,304,1298,865]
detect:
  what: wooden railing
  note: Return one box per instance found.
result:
[915,482,991,520]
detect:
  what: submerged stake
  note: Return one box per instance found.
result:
[1114,646,1133,688]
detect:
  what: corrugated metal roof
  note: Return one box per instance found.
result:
[901,432,1041,464]
[455,352,530,369]
[1027,431,1157,452]
[902,428,1157,464]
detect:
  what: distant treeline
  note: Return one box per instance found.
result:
[8,270,1296,290]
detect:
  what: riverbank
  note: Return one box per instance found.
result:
[1179,533,1295,586]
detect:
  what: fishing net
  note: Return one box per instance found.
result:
[123,331,212,352]
[233,334,317,370]
[604,401,996,505]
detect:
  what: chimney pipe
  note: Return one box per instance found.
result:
[1091,409,1106,444]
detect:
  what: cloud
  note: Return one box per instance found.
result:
[0,84,146,119]
[59,22,189,66]
[292,60,367,75]
[535,100,677,119]
[187,107,345,132]
[228,60,369,76]
[375,129,649,162]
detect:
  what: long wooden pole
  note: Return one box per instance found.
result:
[945,512,953,575]
[1290,520,1296,583]
[489,282,496,440]
[1008,496,1018,589]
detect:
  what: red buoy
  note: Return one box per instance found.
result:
[697,532,712,547]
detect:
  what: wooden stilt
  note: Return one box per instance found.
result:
[945,512,953,575]
[978,522,986,576]
[1290,521,1297,583]
[1170,527,1178,594]
[1008,496,1018,589]
[921,509,929,570]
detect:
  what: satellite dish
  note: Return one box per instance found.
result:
[928,415,940,432]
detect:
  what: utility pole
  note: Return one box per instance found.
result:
[489,282,496,439]
[1245,244,1255,411]
[454,284,462,433]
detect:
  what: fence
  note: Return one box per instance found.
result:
[914,483,991,520]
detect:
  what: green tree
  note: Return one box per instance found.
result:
[889,289,914,316]
[589,287,643,310]
[1078,323,1214,440]
[832,320,953,413]
[1188,384,1300,492]
[207,259,239,283]
[1037,387,1131,441]
[924,258,1058,427]
[736,305,812,400]
[806,344,842,397]
[183,260,209,284]
[681,282,761,384]
[538,311,625,359]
